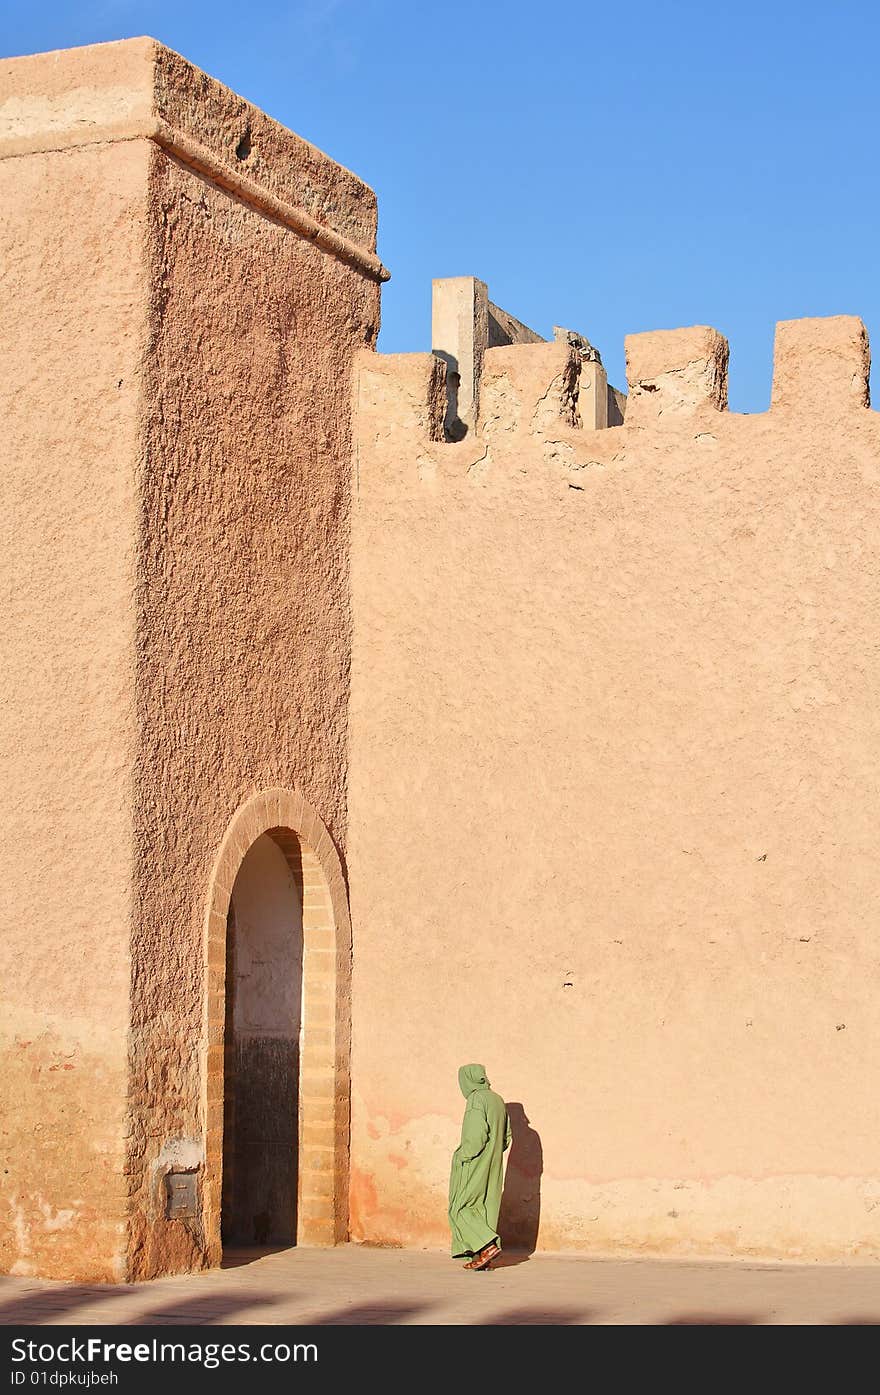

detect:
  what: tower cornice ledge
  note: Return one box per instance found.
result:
[0,36,389,283]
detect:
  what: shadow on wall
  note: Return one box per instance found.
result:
[498,1103,542,1261]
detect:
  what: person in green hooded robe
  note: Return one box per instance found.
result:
[448,1064,512,1270]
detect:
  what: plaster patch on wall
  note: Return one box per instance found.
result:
[38,1203,76,1232]
[154,1138,205,1172]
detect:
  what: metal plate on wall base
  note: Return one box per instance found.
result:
[165,1170,199,1221]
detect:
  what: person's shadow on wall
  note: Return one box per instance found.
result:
[498,1103,542,1265]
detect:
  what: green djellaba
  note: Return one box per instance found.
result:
[448,1064,511,1263]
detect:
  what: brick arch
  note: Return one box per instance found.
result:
[202,788,350,1260]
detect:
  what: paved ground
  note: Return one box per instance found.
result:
[1,1246,879,1325]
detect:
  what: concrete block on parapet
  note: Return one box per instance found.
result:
[771,315,870,414]
[624,325,729,425]
[553,328,628,429]
[432,277,547,441]
[553,328,611,430]
[608,385,627,426]
[432,277,490,441]
[489,302,545,348]
[480,341,580,440]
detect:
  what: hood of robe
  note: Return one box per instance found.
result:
[458,1063,489,1097]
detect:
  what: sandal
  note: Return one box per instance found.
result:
[466,1241,500,1271]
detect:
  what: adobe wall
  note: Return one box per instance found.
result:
[0,37,383,1281]
[0,122,149,1280]
[128,42,382,1281]
[349,316,880,1260]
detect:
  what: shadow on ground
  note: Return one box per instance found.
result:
[491,1250,536,1270]
[663,1312,760,1325]
[313,1300,436,1325]
[488,1306,593,1325]
[220,1246,292,1269]
[136,1291,284,1325]
[0,1286,129,1325]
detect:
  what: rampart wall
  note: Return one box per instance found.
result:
[348,315,880,1259]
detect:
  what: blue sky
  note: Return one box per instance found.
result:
[4,1,878,410]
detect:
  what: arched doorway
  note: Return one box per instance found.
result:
[202,789,351,1264]
[222,834,302,1245]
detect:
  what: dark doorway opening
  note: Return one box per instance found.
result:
[221,833,303,1247]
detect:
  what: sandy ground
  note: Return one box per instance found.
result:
[0,1245,878,1325]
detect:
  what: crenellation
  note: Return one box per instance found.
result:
[354,350,448,487]
[355,301,878,498]
[354,350,447,442]
[771,314,870,414]
[624,324,729,424]
[480,341,581,440]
